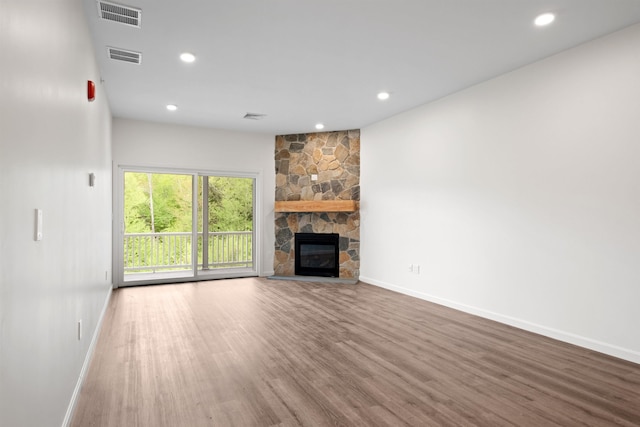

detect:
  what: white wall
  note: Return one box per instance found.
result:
[0,0,113,426]
[112,118,275,278]
[361,23,640,363]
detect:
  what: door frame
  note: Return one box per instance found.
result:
[113,164,262,288]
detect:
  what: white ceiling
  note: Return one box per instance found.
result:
[83,0,640,135]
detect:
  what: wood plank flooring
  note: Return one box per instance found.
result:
[71,278,640,426]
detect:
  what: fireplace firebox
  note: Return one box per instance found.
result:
[295,233,340,277]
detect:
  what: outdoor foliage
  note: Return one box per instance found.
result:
[123,172,254,272]
[124,173,253,233]
[203,176,254,231]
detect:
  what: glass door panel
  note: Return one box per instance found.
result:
[122,172,194,282]
[197,175,255,276]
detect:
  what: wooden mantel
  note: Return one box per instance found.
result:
[275,200,358,213]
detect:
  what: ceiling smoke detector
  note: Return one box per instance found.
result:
[107,47,142,64]
[243,113,267,120]
[97,1,142,28]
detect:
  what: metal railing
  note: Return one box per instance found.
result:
[124,231,253,273]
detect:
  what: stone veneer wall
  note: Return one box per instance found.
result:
[274,130,360,278]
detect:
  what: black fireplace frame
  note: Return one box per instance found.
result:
[294,233,340,277]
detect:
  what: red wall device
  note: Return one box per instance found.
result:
[87,80,96,102]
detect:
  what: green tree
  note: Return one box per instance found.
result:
[124,172,192,233]
[207,177,253,231]
[125,172,253,234]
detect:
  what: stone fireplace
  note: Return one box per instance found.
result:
[274,130,360,279]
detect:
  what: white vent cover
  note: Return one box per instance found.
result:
[243,113,267,120]
[107,47,142,64]
[97,1,142,28]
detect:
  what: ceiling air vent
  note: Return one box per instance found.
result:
[243,113,267,120]
[97,1,142,28]
[107,47,142,64]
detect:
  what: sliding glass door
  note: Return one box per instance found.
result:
[117,168,256,286]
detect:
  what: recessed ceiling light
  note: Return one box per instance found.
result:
[315,123,325,130]
[377,92,390,100]
[180,52,196,63]
[166,104,178,111]
[534,13,555,27]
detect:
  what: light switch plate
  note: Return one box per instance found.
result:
[35,209,43,241]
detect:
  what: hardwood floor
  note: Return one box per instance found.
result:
[71,278,640,426]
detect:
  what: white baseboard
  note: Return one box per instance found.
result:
[360,276,640,365]
[62,286,113,427]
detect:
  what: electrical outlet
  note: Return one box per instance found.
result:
[415,264,421,274]
[408,264,414,272]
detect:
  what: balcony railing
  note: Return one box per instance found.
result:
[124,231,253,273]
